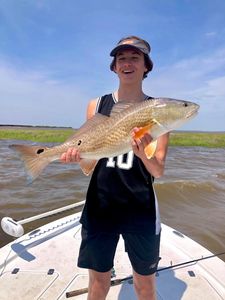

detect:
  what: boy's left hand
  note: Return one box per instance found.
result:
[131,127,153,159]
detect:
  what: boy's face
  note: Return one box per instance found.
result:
[113,49,147,82]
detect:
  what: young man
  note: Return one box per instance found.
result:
[61,36,169,300]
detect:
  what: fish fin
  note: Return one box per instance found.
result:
[133,119,164,139]
[133,124,152,139]
[110,102,135,117]
[144,140,158,159]
[133,124,158,159]
[66,114,109,142]
[79,159,98,176]
[9,144,51,183]
[152,118,168,130]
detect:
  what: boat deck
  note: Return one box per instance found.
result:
[0,212,225,299]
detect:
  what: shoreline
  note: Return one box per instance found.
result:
[1,124,224,134]
[0,126,225,147]
[0,124,73,130]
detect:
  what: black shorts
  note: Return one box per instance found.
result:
[77,227,161,276]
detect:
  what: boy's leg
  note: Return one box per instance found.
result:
[78,227,120,299]
[133,270,156,300]
[123,232,161,300]
[87,269,112,300]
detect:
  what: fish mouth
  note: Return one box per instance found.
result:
[186,104,200,119]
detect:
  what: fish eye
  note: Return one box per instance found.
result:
[184,102,188,107]
[77,140,82,146]
[37,148,44,154]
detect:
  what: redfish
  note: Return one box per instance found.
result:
[10,98,199,182]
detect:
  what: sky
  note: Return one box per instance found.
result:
[0,0,225,131]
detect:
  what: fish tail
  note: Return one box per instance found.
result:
[10,144,51,183]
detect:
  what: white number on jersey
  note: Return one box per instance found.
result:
[106,151,134,170]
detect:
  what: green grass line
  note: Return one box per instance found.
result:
[0,128,74,143]
[169,131,225,148]
[0,128,225,148]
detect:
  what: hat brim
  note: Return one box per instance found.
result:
[110,44,146,56]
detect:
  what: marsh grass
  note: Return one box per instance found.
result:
[169,131,225,148]
[0,128,74,143]
[0,127,225,148]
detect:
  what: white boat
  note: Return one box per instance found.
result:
[1,206,225,300]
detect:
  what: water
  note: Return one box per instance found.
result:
[0,139,225,262]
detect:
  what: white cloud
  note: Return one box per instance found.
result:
[0,60,89,127]
[205,31,217,37]
[144,46,225,131]
[1,44,225,131]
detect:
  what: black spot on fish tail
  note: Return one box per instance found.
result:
[37,148,45,154]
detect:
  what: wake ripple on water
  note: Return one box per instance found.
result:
[0,141,225,260]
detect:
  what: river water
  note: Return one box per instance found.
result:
[0,139,225,262]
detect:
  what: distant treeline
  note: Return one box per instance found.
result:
[0,124,72,129]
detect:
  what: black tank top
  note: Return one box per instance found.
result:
[80,94,161,234]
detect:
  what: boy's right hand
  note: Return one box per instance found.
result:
[60,148,81,163]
